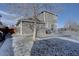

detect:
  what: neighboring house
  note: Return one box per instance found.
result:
[0,21,6,28]
[64,22,79,32]
[0,15,6,28]
[15,11,57,36]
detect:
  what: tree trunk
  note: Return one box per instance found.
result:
[33,22,37,41]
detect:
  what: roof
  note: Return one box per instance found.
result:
[16,17,45,26]
[16,11,57,25]
[38,11,58,16]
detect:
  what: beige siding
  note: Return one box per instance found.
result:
[15,24,21,35]
[22,22,33,34]
[37,13,44,22]
[45,12,57,29]
[15,11,57,35]
[37,24,46,37]
[37,12,57,30]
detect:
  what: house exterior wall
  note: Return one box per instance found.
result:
[36,24,46,37]
[45,12,57,30]
[37,12,57,31]
[15,21,33,35]
[15,11,57,36]
[22,21,33,35]
[15,23,21,35]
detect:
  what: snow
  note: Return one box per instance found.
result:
[57,37,79,43]
[12,31,79,56]
[31,38,79,56]
[37,36,79,44]
[13,35,33,56]
[0,36,14,56]
[31,32,79,56]
[0,31,79,56]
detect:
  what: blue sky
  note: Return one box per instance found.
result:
[0,4,18,26]
[57,3,79,28]
[0,3,79,28]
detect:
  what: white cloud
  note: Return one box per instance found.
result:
[0,10,17,17]
[0,10,19,26]
[56,23,64,28]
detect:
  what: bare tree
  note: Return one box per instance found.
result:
[64,19,79,32]
[6,3,63,17]
[5,3,62,41]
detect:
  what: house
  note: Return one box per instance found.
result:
[15,11,57,36]
[37,11,57,30]
[0,15,6,28]
[64,21,79,32]
[0,21,6,29]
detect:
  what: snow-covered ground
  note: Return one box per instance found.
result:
[0,41,4,47]
[31,31,79,56]
[0,31,79,56]
[0,35,14,56]
[13,35,33,56]
[12,32,79,56]
[31,38,79,56]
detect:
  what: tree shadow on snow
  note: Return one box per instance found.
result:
[30,38,79,56]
